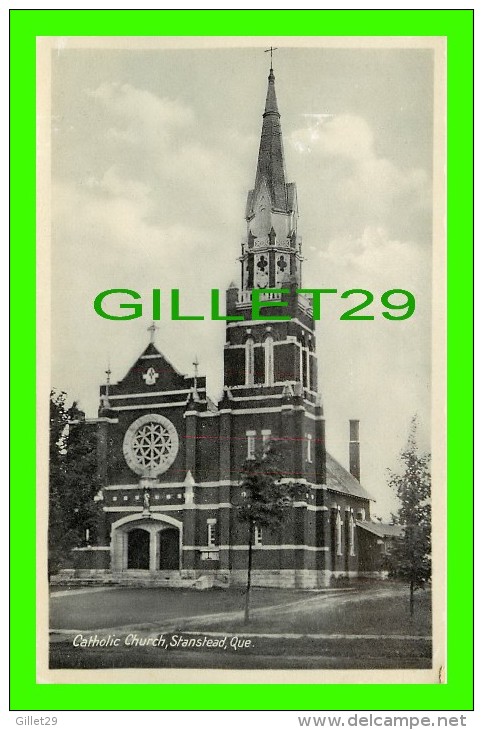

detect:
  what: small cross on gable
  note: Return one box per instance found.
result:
[147,321,158,343]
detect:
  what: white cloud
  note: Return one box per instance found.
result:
[86,166,151,199]
[290,114,431,242]
[292,114,373,160]
[317,225,430,283]
[88,82,194,136]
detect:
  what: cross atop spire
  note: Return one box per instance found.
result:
[147,321,158,344]
[264,46,278,70]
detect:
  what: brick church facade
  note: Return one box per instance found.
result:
[68,66,396,588]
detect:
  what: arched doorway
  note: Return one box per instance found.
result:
[159,528,180,570]
[127,528,150,569]
[111,514,183,573]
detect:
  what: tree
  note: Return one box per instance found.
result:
[49,390,101,575]
[237,441,296,624]
[386,416,431,615]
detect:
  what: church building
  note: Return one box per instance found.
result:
[68,64,393,588]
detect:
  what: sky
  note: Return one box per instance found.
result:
[50,42,435,518]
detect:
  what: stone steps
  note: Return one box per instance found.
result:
[50,570,229,589]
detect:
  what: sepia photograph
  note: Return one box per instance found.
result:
[39,36,446,681]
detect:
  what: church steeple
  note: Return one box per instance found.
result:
[242,66,302,291]
[253,67,287,211]
[224,62,317,402]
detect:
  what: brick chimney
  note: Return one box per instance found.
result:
[349,420,360,482]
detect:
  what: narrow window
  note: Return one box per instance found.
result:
[349,513,355,556]
[254,525,263,546]
[306,433,313,463]
[262,429,271,447]
[264,336,274,386]
[302,346,308,389]
[207,518,217,547]
[245,337,254,386]
[246,430,256,460]
[336,510,343,556]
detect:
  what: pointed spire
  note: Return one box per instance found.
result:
[192,355,200,401]
[99,361,112,414]
[264,67,279,116]
[254,68,287,212]
[105,362,112,398]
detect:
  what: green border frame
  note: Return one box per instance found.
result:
[10,9,473,711]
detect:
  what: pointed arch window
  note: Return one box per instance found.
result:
[264,335,274,386]
[245,337,255,386]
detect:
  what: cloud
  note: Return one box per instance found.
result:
[51,81,251,420]
[289,114,431,244]
[85,166,151,199]
[316,225,430,284]
[82,81,250,233]
[292,114,373,160]
[88,82,194,140]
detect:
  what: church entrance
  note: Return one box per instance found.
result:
[127,528,150,569]
[111,515,182,573]
[158,528,179,570]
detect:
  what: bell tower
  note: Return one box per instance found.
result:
[241,66,303,291]
[224,64,319,405]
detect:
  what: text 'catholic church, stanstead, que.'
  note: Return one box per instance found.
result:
[64,63,400,588]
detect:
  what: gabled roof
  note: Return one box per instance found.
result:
[108,341,191,396]
[137,342,182,374]
[356,520,403,538]
[139,341,161,358]
[326,452,373,501]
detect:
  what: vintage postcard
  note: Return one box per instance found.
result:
[37,36,446,684]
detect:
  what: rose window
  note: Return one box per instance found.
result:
[123,414,179,477]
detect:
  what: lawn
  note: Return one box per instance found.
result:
[50,585,331,631]
[50,582,430,636]
[49,582,432,670]
[196,585,432,636]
